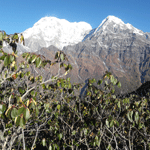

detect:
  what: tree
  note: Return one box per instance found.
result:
[0,43,73,149]
[0,32,150,150]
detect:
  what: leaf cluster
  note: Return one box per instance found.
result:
[0,34,150,150]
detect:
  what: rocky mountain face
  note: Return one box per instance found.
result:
[3,16,150,96]
[23,16,92,51]
[35,16,150,96]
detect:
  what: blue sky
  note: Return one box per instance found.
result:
[0,0,150,34]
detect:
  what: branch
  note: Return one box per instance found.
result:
[31,105,58,149]
[22,128,26,150]
[31,124,39,150]
[21,68,71,100]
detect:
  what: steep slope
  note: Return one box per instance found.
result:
[23,16,92,51]
[84,16,144,40]
[60,16,150,95]
[5,15,150,96]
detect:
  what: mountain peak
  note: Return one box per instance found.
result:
[106,15,124,24]
[23,16,92,50]
[85,15,144,39]
[33,16,69,27]
[98,15,125,30]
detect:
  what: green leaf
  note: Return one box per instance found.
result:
[110,120,114,127]
[127,111,133,122]
[0,55,5,60]
[4,55,10,66]
[95,136,100,146]
[72,130,76,135]
[68,83,71,89]
[92,78,96,83]
[98,80,103,85]
[5,106,12,118]
[19,116,25,128]
[18,87,25,94]
[18,107,26,116]
[58,133,63,140]
[31,55,37,63]
[134,111,139,124]
[83,128,88,135]
[35,107,39,117]
[27,64,29,68]
[67,78,70,82]
[42,138,46,147]
[54,144,59,150]
[106,119,109,128]
[112,95,116,99]
[14,64,17,70]
[110,75,114,83]
[0,104,6,115]
[95,135,99,141]
[57,104,61,110]
[11,108,18,118]
[57,82,60,87]
[117,101,121,108]
[29,102,36,109]
[111,89,115,93]
[10,55,14,62]
[15,116,20,126]
[105,80,108,85]
[63,63,67,68]
[60,89,63,93]
[35,57,42,68]
[93,142,96,147]
[30,90,35,96]
[20,73,24,78]
[68,64,72,70]
[55,51,60,59]
[117,81,121,88]
[138,122,143,129]
[61,80,64,88]
[26,71,30,76]
[26,54,31,61]
[113,78,117,85]
[22,53,28,58]
[114,120,119,127]
[23,108,30,121]
[107,144,112,150]
[49,145,52,150]
[60,53,64,61]
[42,84,46,89]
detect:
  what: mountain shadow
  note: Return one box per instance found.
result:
[118,81,150,99]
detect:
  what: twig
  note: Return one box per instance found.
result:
[22,128,26,150]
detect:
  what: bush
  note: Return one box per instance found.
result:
[0,32,150,150]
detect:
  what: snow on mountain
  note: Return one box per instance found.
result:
[23,16,92,51]
[84,15,144,40]
[61,16,150,96]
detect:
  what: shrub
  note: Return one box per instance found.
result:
[0,32,150,150]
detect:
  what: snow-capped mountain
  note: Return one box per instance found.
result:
[3,15,150,96]
[84,15,145,40]
[23,16,92,51]
[59,15,150,96]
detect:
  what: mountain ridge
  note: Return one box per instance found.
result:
[22,15,150,52]
[84,15,146,41]
[23,16,92,51]
[3,15,150,96]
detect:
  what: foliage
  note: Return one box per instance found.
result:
[0,33,150,150]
